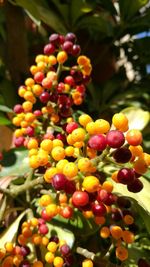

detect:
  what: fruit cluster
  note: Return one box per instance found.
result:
[0,217,73,267]
[1,32,150,267]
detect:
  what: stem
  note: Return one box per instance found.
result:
[0,196,7,222]
[57,63,63,79]
[76,247,96,260]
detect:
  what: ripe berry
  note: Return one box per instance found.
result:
[61,206,73,219]
[62,41,73,53]
[72,44,81,56]
[91,203,106,216]
[34,71,45,83]
[13,104,24,114]
[117,168,135,185]
[52,173,67,191]
[106,130,125,148]
[19,260,31,267]
[39,224,49,235]
[127,178,143,193]
[126,129,142,146]
[66,122,78,133]
[88,134,107,151]
[64,76,75,86]
[65,32,76,43]
[60,244,70,256]
[113,147,132,163]
[26,126,34,137]
[49,33,60,46]
[64,180,76,194]
[20,246,30,256]
[72,191,89,207]
[14,136,25,147]
[44,43,55,55]
[39,92,50,103]
[49,236,59,244]
[138,259,150,267]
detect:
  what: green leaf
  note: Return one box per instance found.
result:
[0,105,13,113]
[0,148,30,177]
[121,107,150,130]
[97,0,118,15]
[113,177,150,234]
[12,0,67,33]
[0,113,11,125]
[119,0,149,20]
[0,79,17,108]
[0,210,28,247]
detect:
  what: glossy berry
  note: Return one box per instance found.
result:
[88,134,107,151]
[39,92,50,103]
[13,104,24,114]
[26,126,34,137]
[72,191,89,207]
[44,43,55,55]
[64,180,76,194]
[52,173,67,191]
[62,41,73,53]
[49,33,60,46]
[113,147,132,163]
[34,71,45,83]
[106,130,125,148]
[91,202,106,216]
[66,122,78,133]
[14,136,25,147]
[60,244,70,256]
[117,168,135,185]
[39,224,49,235]
[127,178,143,193]
[49,236,59,244]
[72,44,81,56]
[65,32,76,43]
[19,260,31,267]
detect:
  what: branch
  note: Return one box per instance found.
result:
[76,247,96,261]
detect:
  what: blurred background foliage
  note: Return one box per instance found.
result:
[0,0,150,148]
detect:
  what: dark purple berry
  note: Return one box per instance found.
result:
[49,236,59,243]
[106,130,125,148]
[113,147,132,163]
[62,41,73,53]
[19,260,31,267]
[138,258,150,267]
[20,246,30,257]
[72,44,81,56]
[49,33,60,45]
[127,178,143,193]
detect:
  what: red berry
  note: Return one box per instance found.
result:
[14,137,25,147]
[91,202,106,216]
[88,134,107,151]
[39,92,50,103]
[64,180,76,194]
[26,126,34,137]
[106,130,125,148]
[57,82,65,93]
[19,260,31,267]
[64,76,75,86]
[39,224,49,235]
[72,191,89,207]
[60,244,71,256]
[117,168,135,185]
[49,33,60,46]
[44,43,55,55]
[52,173,67,191]
[66,122,78,134]
[20,246,30,257]
[41,209,52,221]
[34,110,42,116]
[13,104,24,114]
[72,44,81,56]
[62,41,73,53]
[61,206,73,219]
[34,71,44,83]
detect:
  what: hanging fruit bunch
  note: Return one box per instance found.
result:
[0,32,150,267]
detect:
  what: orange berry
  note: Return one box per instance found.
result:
[77,55,90,66]
[45,251,55,263]
[71,128,86,142]
[51,113,60,123]
[112,113,128,131]
[79,114,93,127]
[78,157,91,172]
[35,54,45,63]
[5,242,13,253]
[12,116,22,127]
[126,129,142,146]
[63,162,78,179]
[25,112,35,123]
[30,65,39,75]
[28,148,38,157]
[100,226,110,238]
[47,241,58,253]
[30,217,39,227]
[39,194,52,206]
[29,155,39,169]
[122,230,135,243]
[56,159,68,172]
[95,119,110,134]
[22,101,33,112]
[0,248,6,260]
[48,55,57,65]
[33,261,43,267]
[111,171,119,183]
[82,210,93,219]
[110,225,123,240]
[129,145,143,157]
[17,234,27,246]
[27,138,38,149]
[133,158,147,174]
[102,181,113,192]
[32,84,43,96]
[46,204,58,217]
[42,236,49,246]
[22,227,32,238]
[2,256,14,267]
[53,256,64,267]
[32,234,42,245]
[51,146,65,161]
[116,246,128,261]
[82,176,100,192]
[65,146,74,157]
[24,91,36,103]
[40,139,53,152]
[82,259,93,267]
[86,147,97,159]
[57,51,68,63]
[141,152,150,166]
[25,78,35,87]
[123,214,134,225]
[67,134,74,145]
[94,216,106,225]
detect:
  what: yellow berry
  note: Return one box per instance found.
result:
[82,176,100,192]
[44,167,58,183]
[39,194,52,206]
[71,128,86,142]
[82,259,93,267]
[63,162,78,179]
[46,204,58,217]
[47,241,58,253]
[40,139,53,152]
[79,114,93,127]
[45,251,55,263]
[53,256,64,267]
[95,119,110,134]
[57,51,68,63]
[100,226,110,238]
[51,146,65,161]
